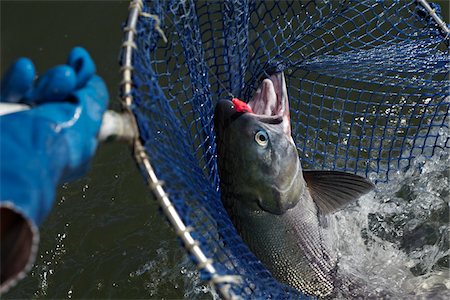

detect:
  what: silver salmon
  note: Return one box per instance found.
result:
[214,71,374,297]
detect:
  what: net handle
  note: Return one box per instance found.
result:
[0,103,135,142]
[119,1,242,299]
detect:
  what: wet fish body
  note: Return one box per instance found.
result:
[214,71,374,297]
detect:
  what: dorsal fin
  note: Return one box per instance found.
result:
[302,170,375,214]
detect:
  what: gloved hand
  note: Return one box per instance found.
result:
[0,47,108,293]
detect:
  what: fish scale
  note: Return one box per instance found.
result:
[228,188,336,297]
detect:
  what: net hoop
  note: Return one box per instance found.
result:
[417,0,450,36]
[117,0,449,299]
[118,1,242,299]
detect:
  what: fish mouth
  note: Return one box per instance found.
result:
[214,71,291,136]
[248,72,291,136]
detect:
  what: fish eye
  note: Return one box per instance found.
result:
[255,130,269,147]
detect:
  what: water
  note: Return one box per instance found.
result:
[330,150,449,299]
[1,1,449,299]
[2,2,199,298]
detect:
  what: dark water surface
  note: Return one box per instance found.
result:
[1,1,449,299]
[2,1,201,299]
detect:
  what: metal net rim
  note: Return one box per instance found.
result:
[117,0,449,299]
[118,1,242,299]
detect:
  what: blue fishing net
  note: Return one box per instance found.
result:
[127,0,449,298]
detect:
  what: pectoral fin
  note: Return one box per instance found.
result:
[303,170,375,214]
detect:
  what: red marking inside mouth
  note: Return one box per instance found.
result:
[232,98,253,113]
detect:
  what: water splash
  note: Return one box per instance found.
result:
[129,246,217,299]
[331,151,449,299]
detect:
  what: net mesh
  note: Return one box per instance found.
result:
[127,0,449,298]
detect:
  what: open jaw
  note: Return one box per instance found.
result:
[247,72,291,136]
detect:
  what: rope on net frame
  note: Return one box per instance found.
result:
[115,0,449,299]
[118,1,244,299]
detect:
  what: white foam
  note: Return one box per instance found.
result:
[331,152,449,299]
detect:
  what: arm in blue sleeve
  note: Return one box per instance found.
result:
[0,47,108,293]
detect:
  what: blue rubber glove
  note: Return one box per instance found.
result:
[0,47,108,293]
